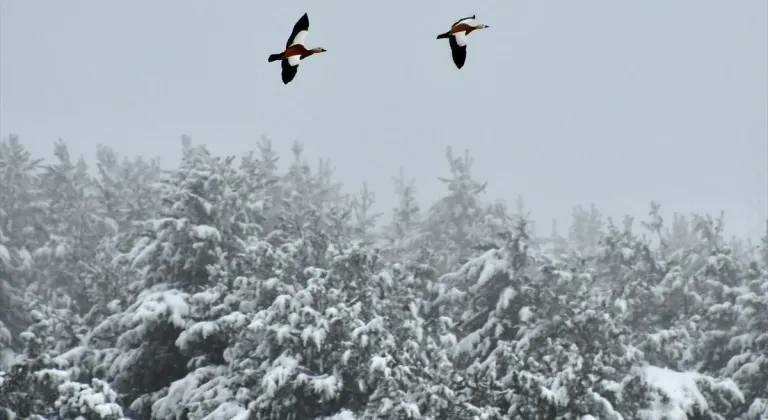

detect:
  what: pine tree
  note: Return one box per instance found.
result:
[34,139,107,313]
[88,138,265,417]
[383,168,422,262]
[94,144,162,234]
[422,147,489,271]
[349,182,383,243]
[0,136,45,352]
[569,203,604,255]
[547,218,568,258]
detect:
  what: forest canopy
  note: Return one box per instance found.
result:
[0,134,766,420]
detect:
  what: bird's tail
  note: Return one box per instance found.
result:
[436,32,450,40]
[268,53,282,62]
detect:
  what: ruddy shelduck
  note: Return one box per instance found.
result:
[436,15,489,69]
[268,13,327,84]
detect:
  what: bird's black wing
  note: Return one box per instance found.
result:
[448,35,467,69]
[281,59,299,84]
[286,13,310,49]
[451,15,475,28]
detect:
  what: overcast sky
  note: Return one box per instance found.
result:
[1,0,766,240]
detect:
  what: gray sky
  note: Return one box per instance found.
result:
[1,0,766,240]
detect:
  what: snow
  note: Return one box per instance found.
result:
[519,306,533,323]
[300,325,327,351]
[218,311,249,330]
[0,323,10,346]
[316,410,358,420]
[36,368,71,383]
[175,321,220,351]
[295,373,341,401]
[620,247,634,260]
[201,402,247,420]
[639,365,710,420]
[454,330,481,355]
[614,298,628,313]
[52,345,88,367]
[272,324,294,345]
[7,242,25,264]
[261,354,300,397]
[747,398,768,420]
[495,287,517,312]
[55,241,69,258]
[471,251,508,292]
[106,299,122,313]
[0,244,10,264]
[3,137,766,420]
[370,355,391,377]
[191,224,221,241]
[29,309,45,322]
[0,348,16,371]
[131,239,158,268]
[130,289,190,329]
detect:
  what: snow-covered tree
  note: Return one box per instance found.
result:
[0,135,45,354]
[421,147,491,271]
[94,144,162,234]
[275,141,350,266]
[31,140,109,313]
[349,182,383,243]
[381,168,422,263]
[1,138,762,420]
[667,212,697,253]
[569,203,604,256]
[128,138,262,291]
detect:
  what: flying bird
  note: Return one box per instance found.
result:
[436,15,489,69]
[267,13,327,84]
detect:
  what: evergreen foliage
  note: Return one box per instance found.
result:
[1,135,766,420]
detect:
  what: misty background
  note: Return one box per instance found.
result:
[1,0,766,239]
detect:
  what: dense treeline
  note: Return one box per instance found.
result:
[0,134,766,420]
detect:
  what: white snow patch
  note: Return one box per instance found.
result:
[638,366,710,420]
[175,321,220,351]
[472,252,508,291]
[370,355,391,378]
[0,244,10,264]
[519,306,533,323]
[296,373,341,401]
[614,298,628,313]
[621,247,634,260]
[191,225,221,241]
[130,289,190,329]
[316,410,358,420]
[162,291,191,328]
[201,401,247,420]
[495,287,517,312]
[261,354,299,397]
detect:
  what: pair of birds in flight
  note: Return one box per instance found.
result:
[268,13,489,84]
